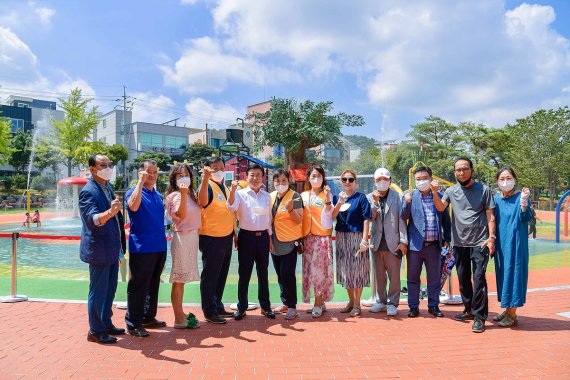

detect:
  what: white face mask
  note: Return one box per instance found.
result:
[416,179,430,192]
[275,184,289,193]
[375,180,390,191]
[97,168,113,181]
[498,180,515,192]
[310,177,323,188]
[177,176,191,187]
[211,170,225,182]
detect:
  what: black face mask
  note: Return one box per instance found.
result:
[457,177,472,187]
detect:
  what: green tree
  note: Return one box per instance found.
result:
[8,129,32,173]
[133,151,172,171]
[503,107,570,209]
[34,136,64,179]
[249,98,365,166]
[344,134,378,150]
[74,141,109,169]
[183,143,216,168]
[0,116,12,163]
[107,144,129,166]
[52,88,99,176]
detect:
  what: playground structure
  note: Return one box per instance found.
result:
[555,189,570,243]
[21,189,41,228]
[56,176,88,218]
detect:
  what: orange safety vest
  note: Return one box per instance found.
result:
[301,191,333,237]
[271,190,303,242]
[199,180,235,237]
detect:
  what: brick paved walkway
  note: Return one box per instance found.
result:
[1,277,570,379]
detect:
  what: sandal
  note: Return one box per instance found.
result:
[498,315,518,327]
[174,312,200,329]
[349,306,361,317]
[493,310,507,322]
[312,306,323,318]
[340,303,354,313]
[273,305,288,314]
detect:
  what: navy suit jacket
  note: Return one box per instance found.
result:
[400,190,451,252]
[79,178,122,265]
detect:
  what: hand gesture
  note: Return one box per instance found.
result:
[338,191,346,205]
[284,199,293,212]
[110,196,121,215]
[372,190,380,202]
[230,180,239,192]
[179,181,189,194]
[404,190,412,204]
[521,187,530,207]
[138,170,148,183]
[323,185,331,199]
[202,166,214,180]
[430,180,439,193]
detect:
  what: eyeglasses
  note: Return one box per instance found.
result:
[454,168,470,173]
[341,177,355,183]
[98,163,114,169]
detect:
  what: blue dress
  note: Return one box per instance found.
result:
[493,192,532,308]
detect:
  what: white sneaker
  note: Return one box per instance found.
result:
[369,302,387,313]
[387,305,398,316]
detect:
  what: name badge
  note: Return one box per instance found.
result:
[281,207,288,212]
[217,194,224,201]
[315,199,323,207]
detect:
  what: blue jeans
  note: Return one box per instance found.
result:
[88,262,119,333]
[406,244,440,308]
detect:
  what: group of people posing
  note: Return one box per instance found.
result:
[79,154,531,344]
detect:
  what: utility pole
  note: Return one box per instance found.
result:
[116,86,135,190]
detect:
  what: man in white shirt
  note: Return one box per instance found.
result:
[228,164,275,320]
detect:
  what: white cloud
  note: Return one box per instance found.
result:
[183,97,243,129]
[160,37,301,94]
[180,0,199,4]
[130,92,177,124]
[185,0,570,132]
[0,27,96,107]
[34,6,56,27]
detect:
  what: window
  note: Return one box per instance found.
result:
[17,103,30,108]
[139,133,163,149]
[165,136,187,149]
[7,118,24,133]
[101,119,106,128]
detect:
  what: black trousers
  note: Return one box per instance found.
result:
[199,233,233,317]
[125,251,167,329]
[271,250,298,308]
[454,246,489,320]
[237,231,271,311]
[528,225,537,239]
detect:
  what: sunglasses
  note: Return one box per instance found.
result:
[341,177,355,183]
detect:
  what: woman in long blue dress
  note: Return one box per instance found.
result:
[493,167,532,327]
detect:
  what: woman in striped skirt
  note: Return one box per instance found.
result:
[332,169,372,317]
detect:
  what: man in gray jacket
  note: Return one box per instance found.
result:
[367,168,408,316]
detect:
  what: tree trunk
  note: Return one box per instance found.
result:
[67,157,72,177]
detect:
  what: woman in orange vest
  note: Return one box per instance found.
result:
[301,164,335,318]
[270,169,304,320]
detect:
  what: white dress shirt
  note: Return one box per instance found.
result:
[227,186,272,234]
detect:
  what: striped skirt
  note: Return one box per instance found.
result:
[335,231,370,288]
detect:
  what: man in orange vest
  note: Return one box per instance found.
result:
[197,157,235,324]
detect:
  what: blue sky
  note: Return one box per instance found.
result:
[1,0,569,142]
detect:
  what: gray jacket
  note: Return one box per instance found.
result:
[367,190,408,253]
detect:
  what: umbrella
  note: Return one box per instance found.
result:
[440,246,455,290]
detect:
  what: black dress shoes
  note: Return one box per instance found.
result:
[127,326,150,337]
[261,309,276,319]
[408,307,419,318]
[142,318,167,328]
[428,306,444,317]
[105,326,126,335]
[205,314,227,324]
[217,309,235,318]
[87,331,117,344]
[234,310,247,320]
[454,310,475,321]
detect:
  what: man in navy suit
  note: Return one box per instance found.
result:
[79,154,125,344]
[401,166,451,318]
